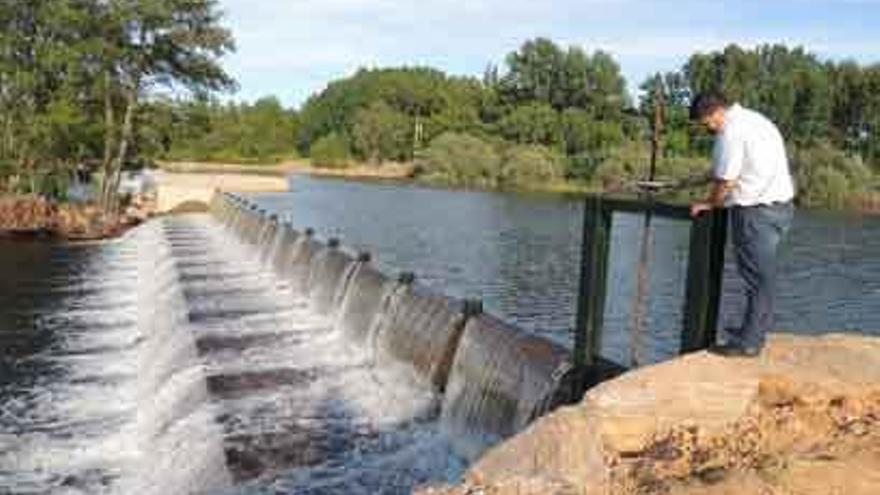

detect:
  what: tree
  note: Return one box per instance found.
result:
[0,1,97,196]
[497,102,562,147]
[497,39,628,114]
[351,100,411,163]
[684,44,832,144]
[0,0,235,206]
[96,0,235,211]
[297,67,486,157]
[498,38,566,108]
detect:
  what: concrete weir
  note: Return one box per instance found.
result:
[125,193,584,493]
[441,314,574,459]
[0,190,583,495]
[211,190,576,432]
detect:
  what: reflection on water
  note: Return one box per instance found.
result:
[255,174,880,363]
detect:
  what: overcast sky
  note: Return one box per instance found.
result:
[217,0,879,108]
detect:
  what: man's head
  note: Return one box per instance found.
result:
[690,93,728,134]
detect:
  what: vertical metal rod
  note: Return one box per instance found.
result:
[628,74,665,366]
[628,208,653,366]
[574,195,612,390]
[648,73,664,181]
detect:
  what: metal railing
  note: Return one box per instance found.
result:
[572,194,728,392]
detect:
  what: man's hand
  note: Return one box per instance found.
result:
[690,201,713,218]
[691,178,735,217]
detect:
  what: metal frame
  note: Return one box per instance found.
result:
[572,194,728,390]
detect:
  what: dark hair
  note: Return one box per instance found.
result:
[689,93,728,120]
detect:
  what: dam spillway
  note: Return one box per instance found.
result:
[0,191,575,494]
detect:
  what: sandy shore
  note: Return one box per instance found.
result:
[155,170,289,212]
[159,160,413,179]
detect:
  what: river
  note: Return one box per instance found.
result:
[0,176,877,494]
[254,174,880,365]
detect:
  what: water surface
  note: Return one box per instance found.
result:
[254,175,880,364]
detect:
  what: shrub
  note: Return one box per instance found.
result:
[791,142,871,208]
[591,141,647,189]
[309,132,352,169]
[499,144,564,188]
[416,132,502,187]
[801,166,850,209]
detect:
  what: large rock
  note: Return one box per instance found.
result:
[421,333,880,495]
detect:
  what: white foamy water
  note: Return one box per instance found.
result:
[1,214,468,494]
[164,215,465,493]
[0,234,143,495]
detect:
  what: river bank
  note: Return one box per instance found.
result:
[0,194,151,241]
[0,169,290,240]
[159,159,414,180]
[159,160,879,215]
[421,333,880,495]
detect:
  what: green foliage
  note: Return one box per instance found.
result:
[592,142,648,189]
[500,145,564,188]
[1,14,877,212]
[416,132,501,187]
[791,142,870,209]
[497,38,628,114]
[0,0,234,207]
[417,132,564,189]
[497,103,562,147]
[297,67,485,156]
[310,132,352,169]
[153,96,299,163]
[683,44,833,144]
[351,101,411,163]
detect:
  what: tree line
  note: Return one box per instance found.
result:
[0,0,233,210]
[290,39,879,207]
[1,1,877,211]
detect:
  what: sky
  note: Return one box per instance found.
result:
[217,0,879,108]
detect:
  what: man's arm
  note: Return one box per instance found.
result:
[691,122,743,217]
[690,179,736,217]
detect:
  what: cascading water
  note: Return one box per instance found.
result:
[165,213,463,493]
[132,222,232,495]
[1,190,578,494]
[439,314,574,460]
[305,246,359,317]
[0,235,142,494]
[372,283,470,392]
[0,221,232,495]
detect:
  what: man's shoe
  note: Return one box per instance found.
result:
[709,344,761,358]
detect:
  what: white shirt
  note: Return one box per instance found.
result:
[712,103,795,206]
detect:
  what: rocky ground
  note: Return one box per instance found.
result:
[420,333,880,495]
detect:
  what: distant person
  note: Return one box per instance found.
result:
[689,93,795,357]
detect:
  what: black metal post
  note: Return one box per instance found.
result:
[574,195,612,378]
[681,208,727,352]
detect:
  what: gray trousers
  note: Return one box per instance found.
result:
[728,202,794,349]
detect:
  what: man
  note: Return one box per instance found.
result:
[689,93,795,357]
